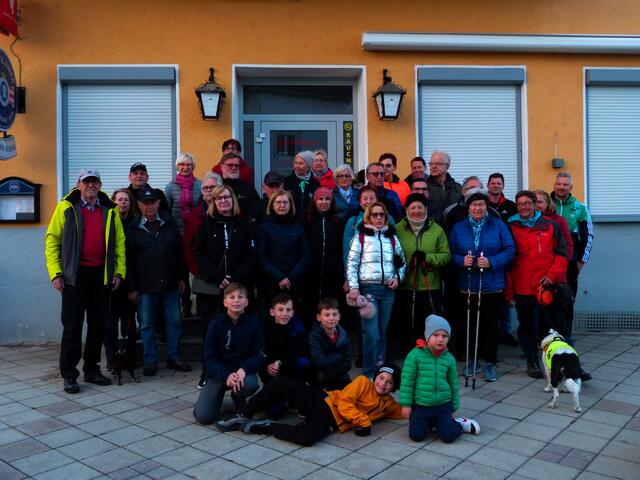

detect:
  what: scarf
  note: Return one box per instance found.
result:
[407,214,428,236]
[508,209,541,228]
[467,213,488,251]
[175,174,195,222]
[339,186,353,204]
[295,170,312,193]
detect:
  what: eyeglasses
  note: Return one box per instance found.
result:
[178,162,193,167]
[337,174,352,179]
[429,162,448,167]
[223,163,240,169]
[202,185,215,191]
[517,201,534,208]
[215,195,232,202]
[274,200,290,205]
[370,212,386,218]
[369,172,385,177]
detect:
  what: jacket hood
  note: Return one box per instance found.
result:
[63,188,116,209]
[358,222,396,237]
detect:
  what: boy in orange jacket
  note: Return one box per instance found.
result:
[215,363,406,446]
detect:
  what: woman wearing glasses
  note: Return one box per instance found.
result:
[332,164,359,222]
[257,190,310,316]
[346,202,406,378]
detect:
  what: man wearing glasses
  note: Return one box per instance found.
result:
[365,163,402,222]
[45,169,126,393]
[219,152,260,217]
[426,151,462,217]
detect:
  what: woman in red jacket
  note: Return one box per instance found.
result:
[507,191,568,378]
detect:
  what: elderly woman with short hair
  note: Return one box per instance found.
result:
[332,164,359,221]
[283,151,321,222]
[165,152,202,233]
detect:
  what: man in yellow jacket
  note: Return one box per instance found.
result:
[45,169,126,394]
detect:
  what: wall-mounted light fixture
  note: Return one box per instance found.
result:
[195,67,226,120]
[372,69,406,120]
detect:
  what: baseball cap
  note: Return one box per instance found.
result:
[263,171,283,186]
[130,163,148,173]
[138,189,161,202]
[78,168,101,182]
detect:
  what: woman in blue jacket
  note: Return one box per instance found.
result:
[448,190,515,381]
[257,190,310,315]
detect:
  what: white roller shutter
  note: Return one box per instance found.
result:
[586,86,640,217]
[419,85,520,199]
[65,84,175,195]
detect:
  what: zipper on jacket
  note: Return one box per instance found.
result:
[537,231,542,255]
[319,217,326,298]
[223,222,230,275]
[378,231,385,285]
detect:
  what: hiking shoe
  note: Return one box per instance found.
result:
[167,360,192,372]
[84,372,112,386]
[580,368,592,382]
[526,357,543,379]
[289,408,307,420]
[500,333,519,346]
[455,416,480,435]
[197,375,207,389]
[63,377,80,394]
[215,413,248,432]
[242,418,272,435]
[466,359,481,374]
[484,363,497,382]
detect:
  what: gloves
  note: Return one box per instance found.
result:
[411,250,427,264]
[354,426,371,437]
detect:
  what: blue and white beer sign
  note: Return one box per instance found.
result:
[0,48,17,159]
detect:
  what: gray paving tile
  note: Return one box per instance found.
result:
[21,394,68,409]
[304,467,368,480]
[614,428,640,446]
[183,457,249,480]
[256,436,301,454]
[222,443,282,468]
[524,411,575,429]
[444,460,510,480]
[0,428,29,446]
[130,459,163,473]
[81,447,145,474]
[593,399,639,416]
[423,436,483,459]
[489,433,545,456]
[126,435,183,458]
[56,408,106,425]
[2,409,49,427]
[475,412,519,432]
[190,433,249,456]
[10,450,73,477]
[75,393,121,408]
[500,394,548,410]
[566,419,622,440]
[145,465,175,479]
[371,463,438,480]
[508,421,564,443]
[468,445,529,472]
[553,430,609,454]
[516,458,580,480]
[114,407,161,424]
[587,455,639,480]
[600,440,640,463]
[161,424,216,444]
[257,455,320,479]
[399,450,459,477]
[58,437,116,460]
[0,438,49,462]
[108,467,139,480]
[99,426,155,446]
[36,426,92,448]
[137,415,189,434]
[33,461,101,480]
[330,451,391,479]
[575,472,620,480]
[581,408,631,427]
[94,400,139,416]
[15,417,68,437]
[322,430,378,449]
[0,459,26,480]
[154,445,213,470]
[357,438,417,463]
[290,441,350,465]
[76,417,130,436]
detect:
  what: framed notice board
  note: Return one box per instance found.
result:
[0,177,41,223]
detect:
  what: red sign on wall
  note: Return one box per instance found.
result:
[0,0,18,37]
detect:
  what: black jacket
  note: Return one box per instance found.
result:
[264,316,309,370]
[257,214,310,283]
[283,173,320,222]
[126,183,170,215]
[125,211,187,293]
[222,178,260,218]
[308,322,351,374]
[305,212,343,302]
[204,312,267,381]
[194,214,255,288]
[427,173,462,216]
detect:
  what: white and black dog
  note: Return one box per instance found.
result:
[540,329,582,412]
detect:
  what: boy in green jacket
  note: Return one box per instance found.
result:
[400,315,480,442]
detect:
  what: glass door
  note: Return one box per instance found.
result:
[258,121,338,187]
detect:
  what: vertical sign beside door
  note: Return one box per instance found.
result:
[343,121,353,165]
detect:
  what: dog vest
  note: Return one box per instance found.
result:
[544,339,578,371]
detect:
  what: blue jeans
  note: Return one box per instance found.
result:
[408,402,462,443]
[138,290,183,364]
[360,284,395,378]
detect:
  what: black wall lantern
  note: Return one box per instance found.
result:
[195,67,226,120]
[372,69,406,120]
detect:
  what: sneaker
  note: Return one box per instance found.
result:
[484,363,497,382]
[466,359,481,374]
[84,372,112,386]
[580,368,592,382]
[215,413,248,432]
[197,375,207,389]
[63,377,80,394]
[455,416,480,435]
[526,356,543,379]
[289,408,307,420]
[242,418,272,435]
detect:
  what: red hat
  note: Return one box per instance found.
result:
[312,186,333,202]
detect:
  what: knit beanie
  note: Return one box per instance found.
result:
[295,150,315,166]
[424,314,451,340]
[313,186,333,202]
[375,362,402,392]
[405,193,428,209]
[464,188,489,208]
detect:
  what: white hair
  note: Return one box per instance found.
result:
[333,164,354,180]
[202,171,222,185]
[176,152,196,169]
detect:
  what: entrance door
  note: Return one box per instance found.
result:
[257,121,339,186]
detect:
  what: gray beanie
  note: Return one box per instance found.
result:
[424,314,451,340]
[295,150,315,166]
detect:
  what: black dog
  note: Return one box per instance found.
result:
[109,338,139,386]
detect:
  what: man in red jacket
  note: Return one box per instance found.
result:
[506,190,568,379]
[212,139,254,184]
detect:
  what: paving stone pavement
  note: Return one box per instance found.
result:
[0,333,638,479]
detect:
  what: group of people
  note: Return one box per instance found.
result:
[44,139,593,445]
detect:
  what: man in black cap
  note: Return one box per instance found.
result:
[126,163,170,214]
[218,153,260,217]
[249,171,284,230]
[125,188,191,376]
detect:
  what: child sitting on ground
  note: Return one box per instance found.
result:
[308,297,351,390]
[193,283,267,425]
[215,363,407,446]
[261,293,311,385]
[400,314,480,442]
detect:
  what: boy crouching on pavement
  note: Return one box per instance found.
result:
[400,314,480,442]
[216,363,407,446]
[193,283,266,425]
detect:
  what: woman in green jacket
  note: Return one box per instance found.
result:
[394,193,451,352]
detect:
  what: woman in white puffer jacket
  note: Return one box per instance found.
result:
[347,202,406,378]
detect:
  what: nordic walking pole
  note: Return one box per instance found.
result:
[421,260,436,315]
[472,251,484,390]
[410,255,418,351]
[465,250,472,388]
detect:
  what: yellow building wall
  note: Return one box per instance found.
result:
[2,0,640,222]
